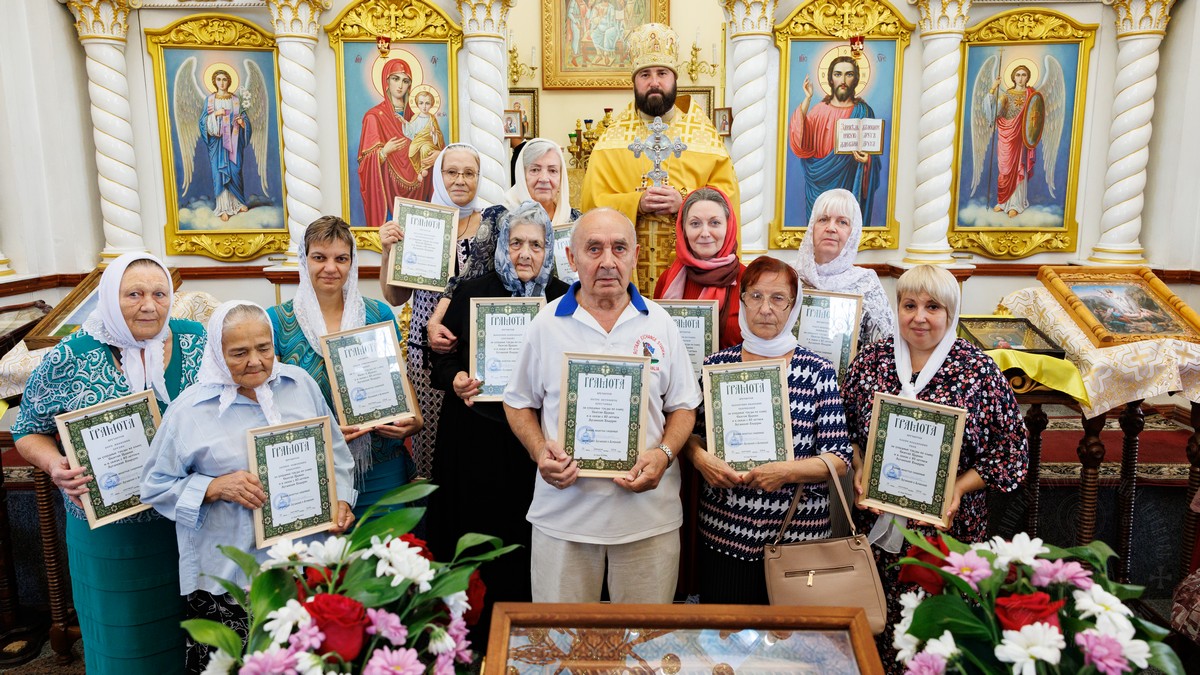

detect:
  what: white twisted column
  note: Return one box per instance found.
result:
[1089,0,1174,264]
[459,0,511,206]
[269,0,328,265]
[66,0,144,259]
[723,1,777,252]
[903,0,970,265]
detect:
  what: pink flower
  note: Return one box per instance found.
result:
[941,550,992,591]
[1031,559,1095,590]
[239,645,299,675]
[363,646,424,675]
[288,621,325,652]
[434,652,455,675]
[366,607,409,646]
[904,651,947,675]
[1076,630,1131,675]
[447,615,474,664]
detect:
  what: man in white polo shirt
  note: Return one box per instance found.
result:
[503,207,701,603]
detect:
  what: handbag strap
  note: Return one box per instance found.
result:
[770,454,857,547]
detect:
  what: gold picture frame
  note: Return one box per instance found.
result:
[947,9,1096,259]
[486,603,884,674]
[770,0,912,251]
[508,88,539,138]
[325,0,462,249]
[146,15,290,262]
[540,0,670,89]
[678,85,714,120]
[1037,266,1200,347]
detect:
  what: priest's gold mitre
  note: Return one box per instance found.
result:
[627,23,679,75]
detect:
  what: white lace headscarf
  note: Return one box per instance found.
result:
[505,139,573,227]
[81,252,175,402]
[796,189,873,289]
[431,143,484,218]
[872,265,961,552]
[196,301,283,425]
[737,259,804,358]
[293,220,365,358]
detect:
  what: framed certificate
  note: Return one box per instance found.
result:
[54,390,161,528]
[701,360,792,473]
[469,297,545,402]
[859,393,966,528]
[794,289,863,383]
[552,223,577,284]
[558,353,650,478]
[318,322,420,430]
[247,417,338,548]
[384,196,458,291]
[658,299,719,379]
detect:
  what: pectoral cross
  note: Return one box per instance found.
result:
[628,117,687,191]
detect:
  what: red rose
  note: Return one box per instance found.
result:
[995,592,1066,631]
[898,535,951,595]
[401,533,434,561]
[306,593,370,661]
[464,570,486,626]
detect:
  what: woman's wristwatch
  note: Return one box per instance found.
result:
[656,442,674,467]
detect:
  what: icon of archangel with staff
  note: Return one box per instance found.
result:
[173,57,270,222]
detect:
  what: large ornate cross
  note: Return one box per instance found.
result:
[628,117,687,189]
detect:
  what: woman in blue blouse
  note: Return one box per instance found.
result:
[268,216,420,516]
[682,255,852,604]
[13,252,206,675]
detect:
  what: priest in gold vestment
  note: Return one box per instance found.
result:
[581,23,739,294]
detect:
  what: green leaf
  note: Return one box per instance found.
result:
[246,568,297,652]
[349,507,426,548]
[906,596,992,641]
[1148,640,1186,675]
[899,528,947,559]
[423,565,474,599]
[218,544,261,580]
[1108,581,1145,601]
[181,618,243,659]
[210,576,248,607]
[454,543,523,565]
[353,482,437,525]
[453,532,502,560]
[1131,615,1171,641]
[345,576,413,606]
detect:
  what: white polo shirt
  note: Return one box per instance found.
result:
[504,282,702,545]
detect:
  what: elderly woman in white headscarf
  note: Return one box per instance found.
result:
[796,188,894,345]
[141,301,356,673]
[270,216,419,516]
[380,142,485,479]
[13,252,205,675]
[840,265,1027,673]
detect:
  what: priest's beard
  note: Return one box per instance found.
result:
[636,85,677,118]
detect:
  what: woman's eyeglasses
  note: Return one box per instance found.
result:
[442,169,479,182]
[741,291,794,311]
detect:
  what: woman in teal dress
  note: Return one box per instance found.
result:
[268,215,420,515]
[13,252,206,675]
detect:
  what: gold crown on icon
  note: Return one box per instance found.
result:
[627,23,679,76]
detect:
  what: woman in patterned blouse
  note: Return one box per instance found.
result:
[841,264,1028,672]
[683,255,853,604]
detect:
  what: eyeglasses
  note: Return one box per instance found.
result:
[508,238,545,253]
[741,291,794,311]
[442,169,479,183]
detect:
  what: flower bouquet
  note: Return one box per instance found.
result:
[184,482,515,674]
[893,529,1184,675]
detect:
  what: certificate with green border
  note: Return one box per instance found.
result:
[468,297,545,402]
[658,299,719,379]
[701,359,792,473]
[55,390,160,529]
[552,223,577,284]
[793,289,863,383]
[247,417,337,548]
[557,353,650,477]
[319,321,421,430]
[385,196,458,291]
[860,393,966,528]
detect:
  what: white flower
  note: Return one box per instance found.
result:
[893,626,922,664]
[1073,585,1133,621]
[307,536,353,566]
[295,653,325,675]
[443,590,469,618]
[262,599,312,645]
[899,590,926,622]
[994,622,1065,675]
[428,626,456,655]
[987,532,1049,569]
[261,539,308,570]
[200,648,237,675]
[1094,612,1151,668]
[364,535,435,591]
[924,630,959,659]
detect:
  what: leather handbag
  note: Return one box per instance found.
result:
[763,454,888,634]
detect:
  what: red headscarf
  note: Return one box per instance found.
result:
[654,186,742,326]
[380,58,412,107]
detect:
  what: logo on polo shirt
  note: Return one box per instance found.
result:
[635,334,665,372]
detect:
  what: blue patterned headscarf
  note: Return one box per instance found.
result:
[493,200,555,297]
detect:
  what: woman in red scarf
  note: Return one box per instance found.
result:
[654,186,744,349]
